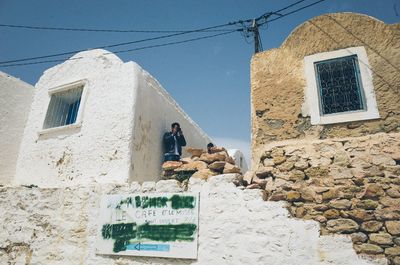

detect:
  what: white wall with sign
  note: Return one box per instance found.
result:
[96,192,199,259]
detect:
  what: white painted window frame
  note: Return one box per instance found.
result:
[304,46,380,125]
[39,79,88,135]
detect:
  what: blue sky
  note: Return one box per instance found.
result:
[1,0,399,162]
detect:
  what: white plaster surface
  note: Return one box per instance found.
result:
[13,49,210,187]
[0,175,380,265]
[0,71,34,185]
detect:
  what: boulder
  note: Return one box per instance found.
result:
[286,191,301,202]
[385,246,400,256]
[223,163,241,174]
[387,187,400,198]
[191,169,217,180]
[329,199,352,210]
[289,170,305,181]
[346,209,374,222]
[326,218,359,233]
[273,155,286,165]
[225,156,236,165]
[186,147,205,157]
[208,146,226,154]
[199,151,227,164]
[361,221,383,232]
[255,167,274,179]
[322,188,339,201]
[351,232,368,243]
[386,221,400,236]
[162,161,183,170]
[175,161,208,171]
[356,199,379,210]
[208,161,226,172]
[369,233,393,245]
[354,244,383,254]
[324,209,340,219]
[362,184,385,199]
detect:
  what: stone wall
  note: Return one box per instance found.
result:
[0,175,380,265]
[251,132,400,264]
[250,13,400,149]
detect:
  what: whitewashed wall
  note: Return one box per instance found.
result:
[13,49,210,187]
[0,175,381,265]
[131,66,211,182]
[0,71,34,185]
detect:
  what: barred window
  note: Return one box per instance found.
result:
[43,86,83,129]
[304,47,379,125]
[315,55,365,115]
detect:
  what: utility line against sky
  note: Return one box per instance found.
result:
[0,0,327,67]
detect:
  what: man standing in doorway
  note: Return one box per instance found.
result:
[163,122,186,162]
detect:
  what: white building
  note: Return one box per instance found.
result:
[12,49,212,187]
[0,71,34,185]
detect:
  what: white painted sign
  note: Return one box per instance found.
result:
[96,193,199,259]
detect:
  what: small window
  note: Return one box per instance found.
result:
[315,55,365,115]
[43,85,83,129]
[304,47,379,125]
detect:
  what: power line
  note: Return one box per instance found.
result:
[266,0,327,23]
[0,30,239,67]
[0,23,235,33]
[0,22,241,65]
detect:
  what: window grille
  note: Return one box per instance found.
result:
[314,55,365,115]
[43,86,83,129]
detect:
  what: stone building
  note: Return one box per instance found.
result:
[4,49,211,187]
[250,13,400,263]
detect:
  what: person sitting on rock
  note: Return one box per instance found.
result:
[163,122,186,162]
[207,142,214,154]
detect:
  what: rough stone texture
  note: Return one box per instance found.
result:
[253,132,400,263]
[0,176,379,265]
[251,13,400,148]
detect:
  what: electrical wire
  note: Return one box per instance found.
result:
[0,23,236,33]
[0,30,239,67]
[0,22,240,65]
[266,0,327,23]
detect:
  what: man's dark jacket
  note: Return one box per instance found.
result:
[163,132,186,156]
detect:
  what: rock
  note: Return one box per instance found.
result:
[386,221,400,236]
[354,244,383,254]
[361,221,383,232]
[273,156,286,165]
[199,151,227,164]
[269,191,286,201]
[385,246,400,256]
[180,157,192,164]
[300,187,317,202]
[255,167,274,179]
[362,184,385,199]
[329,199,352,210]
[333,151,350,166]
[322,188,339,201]
[326,218,359,233]
[394,257,400,265]
[324,209,340,219]
[347,209,374,222]
[380,197,400,207]
[208,161,226,172]
[304,166,329,178]
[252,177,268,189]
[295,207,306,217]
[277,161,294,171]
[223,163,241,174]
[394,237,400,245]
[314,215,327,223]
[357,199,379,210]
[225,156,236,165]
[289,170,305,181]
[351,232,368,243]
[208,146,226,154]
[286,191,301,202]
[371,155,396,166]
[176,161,208,171]
[246,183,261,189]
[387,187,400,198]
[375,207,400,220]
[243,171,254,185]
[162,161,183,170]
[186,147,205,157]
[294,160,309,170]
[191,169,217,180]
[369,233,393,245]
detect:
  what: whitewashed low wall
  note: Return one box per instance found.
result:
[0,175,381,265]
[0,71,34,185]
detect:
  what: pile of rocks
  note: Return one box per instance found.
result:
[249,133,400,264]
[161,146,242,182]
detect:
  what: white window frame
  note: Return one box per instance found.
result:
[39,79,88,135]
[304,46,379,125]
